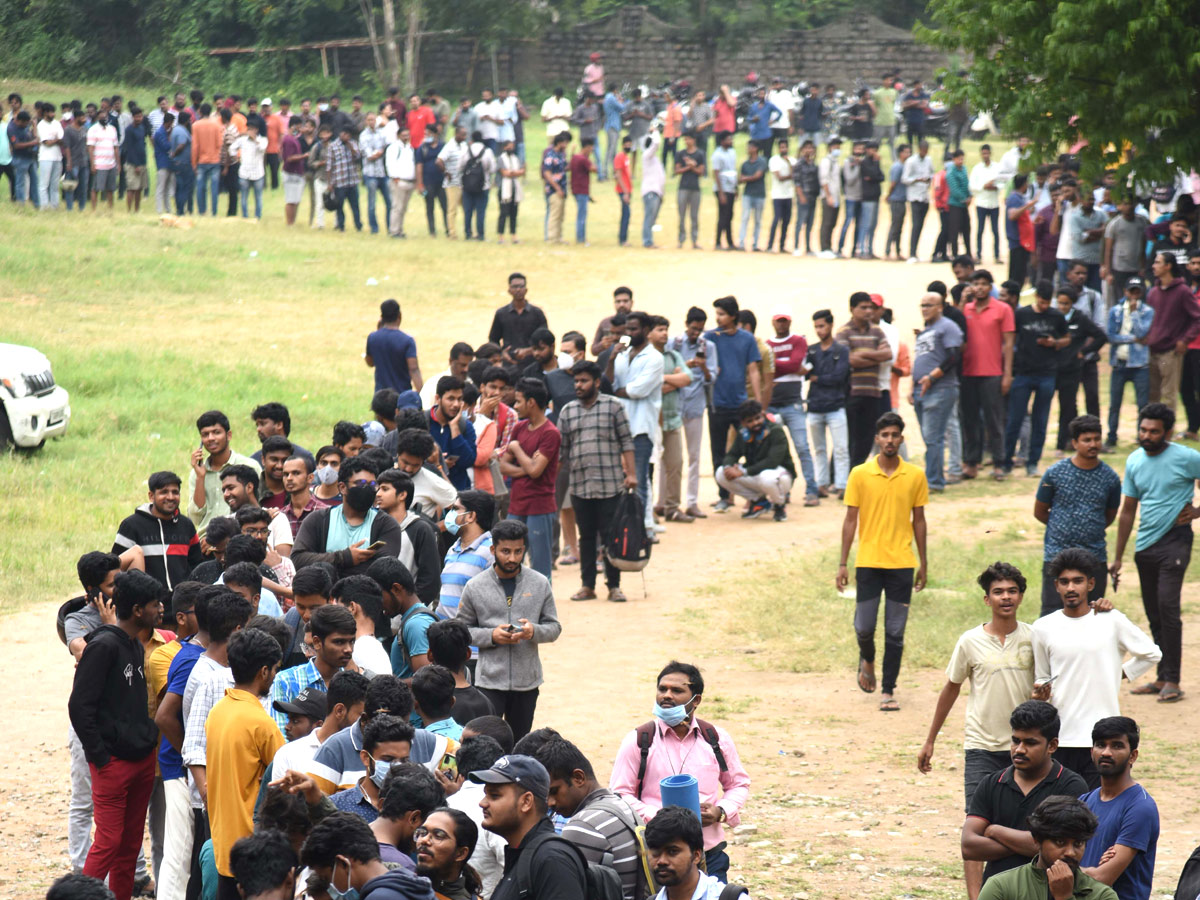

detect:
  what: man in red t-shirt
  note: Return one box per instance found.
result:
[766,307,820,505]
[961,269,1015,480]
[406,94,435,145]
[570,138,597,245]
[500,377,561,580]
[613,134,633,246]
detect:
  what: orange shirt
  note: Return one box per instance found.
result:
[231,112,247,134]
[266,114,286,154]
[191,118,224,165]
[664,104,683,139]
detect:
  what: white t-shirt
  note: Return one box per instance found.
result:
[268,511,293,549]
[768,154,795,200]
[876,319,899,392]
[37,119,64,162]
[87,123,119,170]
[232,134,268,181]
[271,730,322,781]
[448,782,508,898]
[1056,200,1076,260]
[540,96,573,137]
[473,100,503,141]
[946,622,1034,752]
[352,634,392,676]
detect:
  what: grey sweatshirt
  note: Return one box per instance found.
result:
[456,566,561,691]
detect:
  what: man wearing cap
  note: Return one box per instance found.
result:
[766,307,820,505]
[583,53,605,99]
[1105,278,1153,448]
[473,754,589,900]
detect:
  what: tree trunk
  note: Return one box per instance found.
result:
[381,0,401,87]
[697,0,716,90]
[357,0,386,84]
[490,45,499,93]
[402,0,422,95]
[465,38,480,93]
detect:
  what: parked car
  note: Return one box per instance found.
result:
[0,343,71,448]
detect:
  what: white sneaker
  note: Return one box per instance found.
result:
[906,256,918,264]
[818,249,836,259]
[651,523,667,534]
[792,249,805,257]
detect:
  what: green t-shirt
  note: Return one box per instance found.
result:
[977,860,1117,900]
[872,87,897,126]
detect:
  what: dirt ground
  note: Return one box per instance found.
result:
[5,252,1198,900]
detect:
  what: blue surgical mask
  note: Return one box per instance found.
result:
[327,860,360,900]
[652,698,692,727]
[444,509,462,535]
[370,757,394,788]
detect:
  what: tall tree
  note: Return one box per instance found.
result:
[920,0,1200,185]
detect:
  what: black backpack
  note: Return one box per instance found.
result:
[462,146,487,193]
[515,830,622,900]
[1175,845,1200,900]
[605,489,651,572]
[633,719,728,798]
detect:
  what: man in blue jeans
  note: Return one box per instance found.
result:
[1104,277,1154,448]
[501,378,561,581]
[705,297,764,510]
[1004,281,1070,476]
[607,312,664,534]
[602,85,626,182]
[913,292,964,491]
[766,308,820,505]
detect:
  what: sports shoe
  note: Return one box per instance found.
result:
[906,256,919,264]
[818,249,836,259]
[773,505,788,522]
[741,497,770,519]
[713,499,733,513]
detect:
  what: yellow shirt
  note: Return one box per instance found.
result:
[844,455,928,568]
[205,688,285,876]
[146,638,184,712]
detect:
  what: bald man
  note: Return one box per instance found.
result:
[911,292,964,491]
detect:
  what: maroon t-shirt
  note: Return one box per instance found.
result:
[569,154,591,196]
[507,419,561,516]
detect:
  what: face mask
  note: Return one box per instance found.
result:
[346,484,378,511]
[829,148,840,158]
[444,509,462,535]
[370,757,393,788]
[318,103,329,112]
[327,860,360,900]
[314,465,338,486]
[652,698,692,727]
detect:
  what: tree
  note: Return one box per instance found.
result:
[919,0,1200,186]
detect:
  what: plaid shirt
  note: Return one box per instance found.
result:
[358,128,388,178]
[557,394,634,499]
[268,659,332,733]
[326,138,361,189]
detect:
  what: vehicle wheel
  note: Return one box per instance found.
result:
[0,404,12,449]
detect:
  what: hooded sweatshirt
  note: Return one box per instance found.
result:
[113,504,204,590]
[68,624,158,766]
[291,505,405,578]
[362,867,437,900]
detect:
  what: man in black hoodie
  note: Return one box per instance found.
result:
[68,569,165,900]
[112,470,204,591]
[301,810,437,900]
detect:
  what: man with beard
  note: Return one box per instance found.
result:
[280,453,328,540]
[1109,402,1200,705]
[1031,549,1160,790]
[113,470,204,591]
[1079,718,1159,900]
[218,465,293,552]
[416,808,483,900]
[644,806,748,900]
[269,604,358,733]
[961,701,1089,891]
[292,457,405,578]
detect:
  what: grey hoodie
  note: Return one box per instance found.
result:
[456,566,561,691]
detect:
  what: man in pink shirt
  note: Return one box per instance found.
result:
[712,85,737,142]
[609,661,750,883]
[961,268,1015,481]
[583,52,605,98]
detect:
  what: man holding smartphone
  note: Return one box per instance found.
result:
[671,308,717,520]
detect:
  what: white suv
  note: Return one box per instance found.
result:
[0,343,71,448]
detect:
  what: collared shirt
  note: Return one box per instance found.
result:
[609,718,751,851]
[330,780,381,823]
[640,132,665,197]
[284,493,330,539]
[437,138,468,187]
[488,302,548,351]
[438,532,494,627]
[231,134,267,181]
[602,93,627,131]
[358,127,388,178]
[653,874,744,900]
[326,138,361,189]
[271,729,322,780]
[711,146,738,194]
[835,322,890,398]
[540,96,573,136]
[613,345,665,438]
[186,450,262,538]
[660,348,691,432]
[558,394,635,499]
[670,334,717,420]
[843,455,928,569]
[269,659,334,734]
[541,147,567,196]
[385,140,416,180]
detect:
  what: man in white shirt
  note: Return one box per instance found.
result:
[1032,548,1161,790]
[766,141,795,253]
[902,139,935,262]
[997,135,1030,186]
[472,89,504,153]
[969,143,1004,264]
[767,78,795,153]
[36,104,65,209]
[333,575,393,675]
[436,124,469,239]
[817,137,843,257]
[540,88,573,139]
[606,311,664,530]
[458,132,496,241]
[359,112,391,235]
[385,125,416,238]
[231,121,268,218]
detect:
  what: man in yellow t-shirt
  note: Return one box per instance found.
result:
[837,411,928,711]
[205,628,285,899]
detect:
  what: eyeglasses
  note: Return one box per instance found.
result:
[349,480,378,488]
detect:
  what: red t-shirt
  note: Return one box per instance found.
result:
[962,298,1016,377]
[507,419,561,516]
[765,333,808,378]
[714,98,736,133]
[613,152,631,195]
[569,154,591,196]
[406,106,436,145]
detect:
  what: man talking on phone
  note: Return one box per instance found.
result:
[292,456,405,578]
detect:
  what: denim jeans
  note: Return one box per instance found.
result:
[65,165,89,210]
[793,200,815,251]
[196,163,221,215]
[945,403,962,477]
[914,382,959,489]
[462,189,488,238]
[12,156,36,203]
[677,188,700,244]
[38,159,62,208]
[618,193,631,244]
[335,184,362,231]
[856,200,878,255]
[808,408,850,490]
[173,166,195,214]
[633,434,653,515]
[838,199,862,252]
[1108,363,1150,444]
[604,127,620,180]
[364,174,391,233]
[769,403,820,497]
[508,512,555,581]
[739,195,765,248]
[574,193,589,243]
[854,566,914,694]
[238,176,264,218]
[1003,374,1056,470]
[642,191,661,246]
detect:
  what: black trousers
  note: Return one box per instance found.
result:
[498,199,519,235]
[949,205,971,259]
[570,493,622,588]
[961,375,1005,466]
[217,875,241,900]
[767,198,792,251]
[716,194,736,247]
[661,137,677,167]
[1008,245,1031,287]
[1,162,13,199]
[708,405,742,499]
[886,199,906,256]
[1134,525,1191,684]
[820,201,838,251]
[1082,359,1100,418]
[1182,348,1200,433]
[1056,368,1083,450]
[425,185,448,235]
[854,567,913,695]
[266,152,280,189]
[846,395,879,466]
[185,809,211,900]
[908,201,929,258]
[478,687,539,742]
[224,162,240,216]
[976,206,1000,259]
[933,209,951,258]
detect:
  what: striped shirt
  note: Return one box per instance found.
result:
[439,532,494,627]
[835,322,890,398]
[562,789,643,900]
[268,659,333,733]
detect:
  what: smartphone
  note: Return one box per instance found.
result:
[505,623,521,633]
[366,540,388,552]
[438,752,458,779]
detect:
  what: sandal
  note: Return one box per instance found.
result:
[1131,682,1164,695]
[1158,687,1185,703]
[857,660,876,693]
[558,553,579,565]
[879,698,900,712]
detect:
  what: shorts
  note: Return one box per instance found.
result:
[93,167,117,192]
[964,748,1011,812]
[283,172,305,204]
[123,164,147,190]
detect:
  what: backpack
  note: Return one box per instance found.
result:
[582,794,655,900]
[605,489,651,572]
[719,886,749,900]
[633,719,728,799]
[395,605,438,671]
[56,596,87,645]
[515,830,622,900]
[462,146,487,193]
[1175,845,1200,900]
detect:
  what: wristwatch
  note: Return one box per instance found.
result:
[716,806,727,823]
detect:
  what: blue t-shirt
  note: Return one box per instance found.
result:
[169,125,191,173]
[1080,783,1159,900]
[389,604,435,678]
[1122,442,1200,551]
[1036,459,1122,560]
[912,315,964,387]
[366,327,418,393]
[889,162,907,202]
[1005,191,1025,245]
[704,328,761,409]
[159,640,206,779]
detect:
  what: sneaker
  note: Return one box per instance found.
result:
[741,497,770,519]
[651,523,667,534]
[773,505,788,522]
[906,256,919,264]
[713,499,733,513]
[1026,465,1040,477]
[818,249,836,259]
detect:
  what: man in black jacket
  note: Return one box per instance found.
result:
[858,141,884,259]
[472,754,588,900]
[68,569,165,900]
[292,457,404,578]
[112,470,204,591]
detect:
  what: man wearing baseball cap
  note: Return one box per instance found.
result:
[471,755,588,900]
[1104,275,1153,448]
[272,687,327,743]
[765,306,820,505]
[584,53,605,99]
